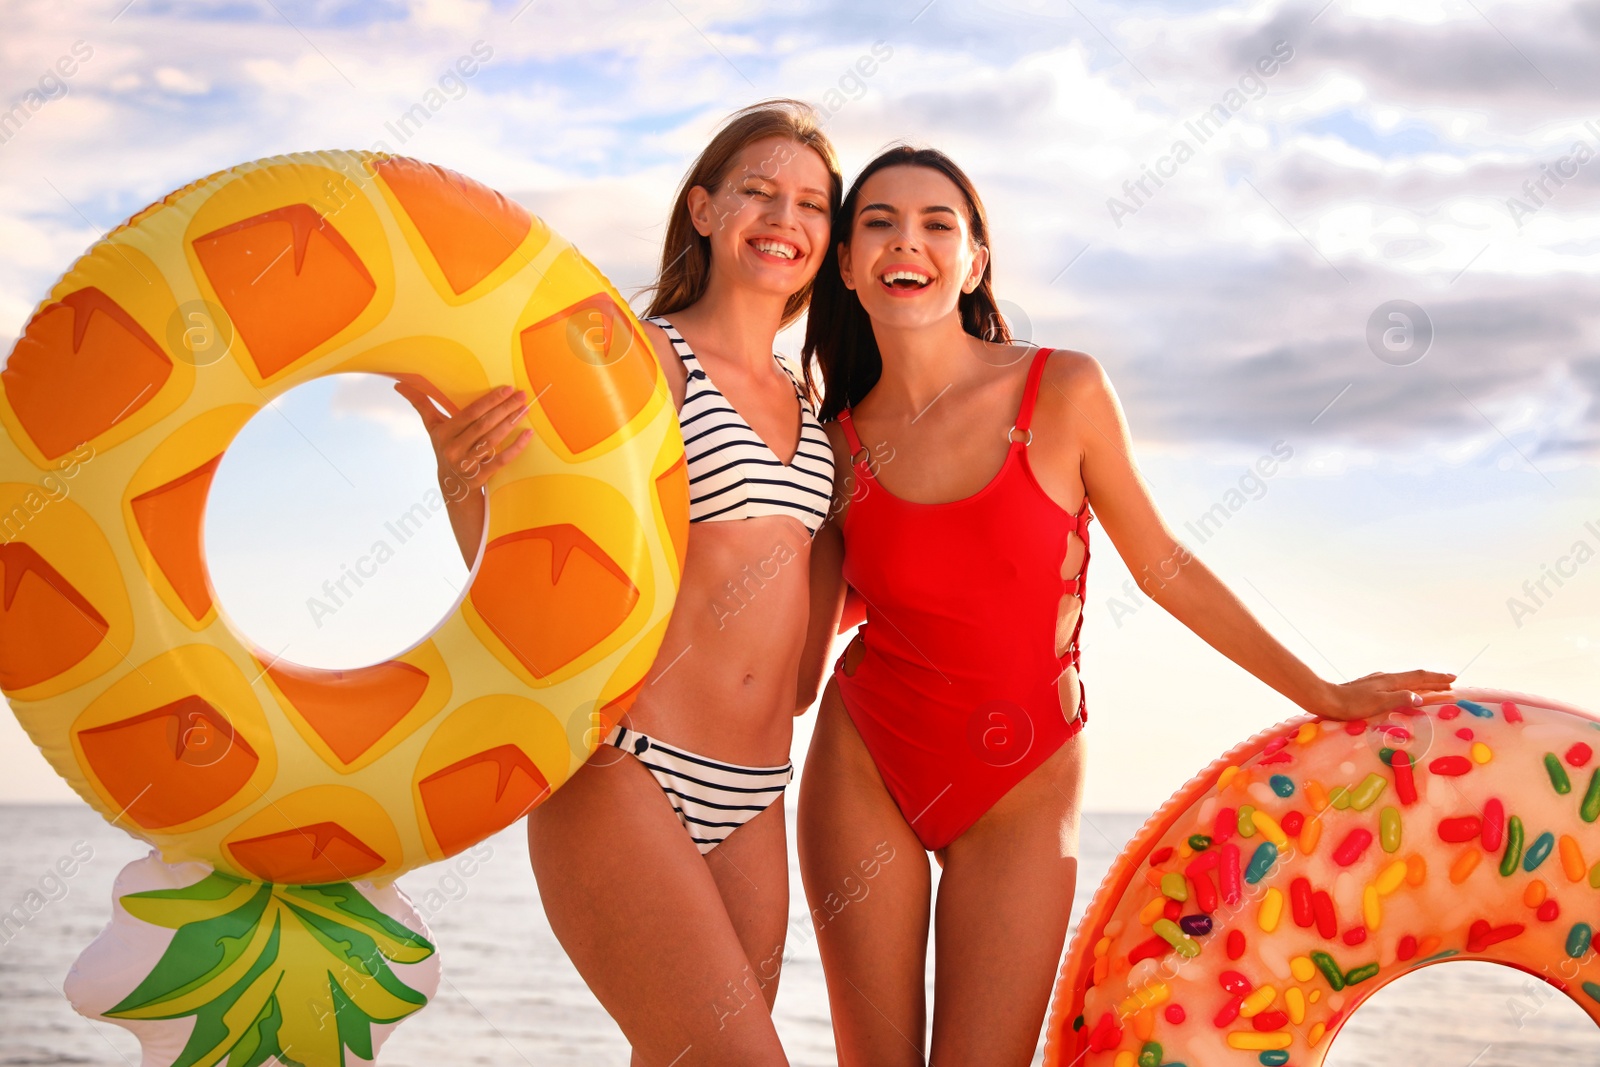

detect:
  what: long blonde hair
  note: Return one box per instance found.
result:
[643,99,843,331]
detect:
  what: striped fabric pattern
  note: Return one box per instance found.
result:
[604,724,792,853]
[646,315,834,534]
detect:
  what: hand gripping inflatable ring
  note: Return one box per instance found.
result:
[1045,688,1600,1067]
[0,150,688,1066]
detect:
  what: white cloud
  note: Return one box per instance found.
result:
[408,0,492,31]
[1,0,1598,811]
[152,65,209,94]
[328,373,431,440]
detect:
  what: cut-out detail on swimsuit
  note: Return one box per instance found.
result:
[646,315,834,536]
[830,346,1093,852]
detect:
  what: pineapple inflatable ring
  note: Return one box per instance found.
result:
[0,150,687,1065]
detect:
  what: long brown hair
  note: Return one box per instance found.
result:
[804,145,1010,422]
[643,99,843,332]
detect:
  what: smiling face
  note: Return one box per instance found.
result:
[687,134,833,302]
[838,163,989,331]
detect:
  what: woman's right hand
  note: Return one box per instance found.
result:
[393,382,533,565]
[1312,669,1458,721]
[393,382,533,501]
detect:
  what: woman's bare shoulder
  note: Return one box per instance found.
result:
[638,316,687,402]
[820,417,857,471]
[638,317,672,365]
[975,338,1102,395]
[1038,345,1103,387]
[819,417,860,525]
[1032,346,1114,416]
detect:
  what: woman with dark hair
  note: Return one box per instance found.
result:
[398,100,841,1065]
[794,145,1456,1064]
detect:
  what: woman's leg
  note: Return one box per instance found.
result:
[705,796,791,1019]
[928,732,1087,1066]
[526,748,789,1067]
[797,676,932,1067]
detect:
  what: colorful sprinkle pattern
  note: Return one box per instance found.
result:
[1045,691,1600,1066]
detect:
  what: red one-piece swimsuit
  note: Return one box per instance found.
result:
[832,345,1092,852]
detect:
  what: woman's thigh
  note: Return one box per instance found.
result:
[929,732,1087,1066]
[705,796,791,1014]
[526,750,788,1067]
[796,679,932,1067]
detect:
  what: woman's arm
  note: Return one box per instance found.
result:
[796,519,847,714]
[794,421,857,714]
[393,383,532,567]
[1056,354,1454,721]
[396,323,682,567]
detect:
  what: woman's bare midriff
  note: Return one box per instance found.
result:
[622,512,814,765]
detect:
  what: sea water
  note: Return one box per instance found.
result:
[2,806,1596,1066]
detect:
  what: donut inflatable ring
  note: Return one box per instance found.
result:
[1046,688,1600,1066]
[0,150,688,1065]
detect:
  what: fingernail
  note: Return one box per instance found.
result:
[500,385,514,396]
[515,390,527,401]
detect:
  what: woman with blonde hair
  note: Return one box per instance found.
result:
[398,100,841,1065]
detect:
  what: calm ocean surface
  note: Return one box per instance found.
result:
[2,804,1597,1066]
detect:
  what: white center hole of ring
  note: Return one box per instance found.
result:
[204,373,474,671]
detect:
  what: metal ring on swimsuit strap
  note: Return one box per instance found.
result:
[1007,424,1034,446]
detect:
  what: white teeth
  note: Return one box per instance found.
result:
[753,239,798,259]
[881,270,932,286]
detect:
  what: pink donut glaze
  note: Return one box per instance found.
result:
[1045,688,1600,1065]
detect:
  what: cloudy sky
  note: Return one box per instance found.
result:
[1,0,1597,813]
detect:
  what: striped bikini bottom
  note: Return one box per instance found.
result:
[603,724,792,854]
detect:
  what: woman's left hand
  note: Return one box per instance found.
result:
[1314,670,1458,721]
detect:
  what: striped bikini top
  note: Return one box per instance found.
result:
[646,315,834,536]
